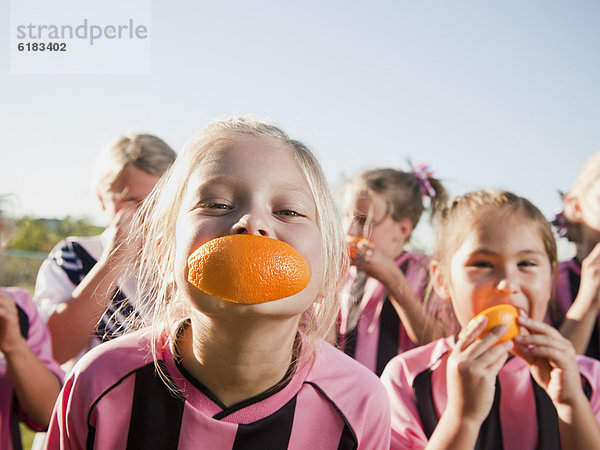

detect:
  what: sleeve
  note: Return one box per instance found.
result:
[11,288,65,430]
[579,357,600,424]
[46,376,86,450]
[359,380,391,450]
[32,241,78,323]
[380,357,429,450]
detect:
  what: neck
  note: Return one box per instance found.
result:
[179,312,300,407]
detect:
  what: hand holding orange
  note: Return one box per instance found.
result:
[187,234,311,304]
[346,235,373,259]
[471,304,519,343]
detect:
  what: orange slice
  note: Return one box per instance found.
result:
[187,234,311,304]
[472,304,519,343]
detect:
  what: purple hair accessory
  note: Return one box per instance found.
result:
[551,211,569,238]
[412,163,436,199]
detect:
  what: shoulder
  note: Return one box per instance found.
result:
[1,286,33,308]
[382,337,451,388]
[306,342,389,412]
[576,355,600,387]
[305,340,391,448]
[49,234,104,259]
[68,328,155,403]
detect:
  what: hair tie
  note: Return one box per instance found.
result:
[412,163,436,199]
[551,211,569,238]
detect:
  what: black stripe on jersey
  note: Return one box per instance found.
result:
[532,378,560,450]
[97,290,137,342]
[86,361,185,450]
[304,381,358,450]
[231,396,296,450]
[126,361,185,450]
[375,260,410,376]
[54,240,97,285]
[16,304,29,339]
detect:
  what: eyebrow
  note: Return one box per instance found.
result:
[193,176,314,199]
[469,248,546,257]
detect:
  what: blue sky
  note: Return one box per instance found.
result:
[1,1,599,254]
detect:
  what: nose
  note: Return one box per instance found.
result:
[495,278,519,295]
[231,212,272,237]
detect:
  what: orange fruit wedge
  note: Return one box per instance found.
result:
[187,234,311,304]
[471,304,519,343]
[346,235,373,258]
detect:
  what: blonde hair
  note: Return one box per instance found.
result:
[434,189,557,273]
[346,167,447,239]
[560,152,600,243]
[131,117,348,374]
[93,133,177,196]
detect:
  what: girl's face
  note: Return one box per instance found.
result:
[99,165,160,218]
[174,138,323,316]
[343,189,408,258]
[435,215,553,326]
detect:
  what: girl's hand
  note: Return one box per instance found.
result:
[0,290,26,355]
[351,240,398,284]
[445,316,513,425]
[513,315,583,406]
[579,242,600,311]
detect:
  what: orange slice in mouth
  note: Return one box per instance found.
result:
[187,234,311,304]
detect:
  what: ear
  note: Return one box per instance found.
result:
[564,195,583,223]
[430,259,452,301]
[98,193,108,212]
[395,218,413,242]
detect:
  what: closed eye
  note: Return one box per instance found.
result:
[197,201,232,210]
[518,260,538,267]
[470,261,493,268]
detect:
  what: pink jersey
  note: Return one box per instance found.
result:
[46,327,390,449]
[550,258,600,359]
[338,252,459,375]
[381,336,600,449]
[0,287,64,450]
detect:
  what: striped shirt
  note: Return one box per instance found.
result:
[33,233,140,372]
[381,337,600,449]
[46,328,391,449]
[338,252,459,375]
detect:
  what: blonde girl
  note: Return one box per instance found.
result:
[33,134,176,370]
[552,152,600,358]
[382,189,600,449]
[46,117,390,449]
[338,165,458,375]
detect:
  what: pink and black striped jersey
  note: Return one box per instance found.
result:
[46,327,391,449]
[338,252,459,375]
[381,336,600,450]
[550,258,600,359]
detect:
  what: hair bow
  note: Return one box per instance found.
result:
[412,163,436,199]
[551,211,569,238]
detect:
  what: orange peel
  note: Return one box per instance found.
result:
[187,234,311,304]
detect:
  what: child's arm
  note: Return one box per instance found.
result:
[559,242,600,354]
[0,290,62,427]
[352,243,447,345]
[426,318,512,450]
[45,207,137,363]
[513,315,600,449]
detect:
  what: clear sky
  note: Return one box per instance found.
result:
[1,1,599,254]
